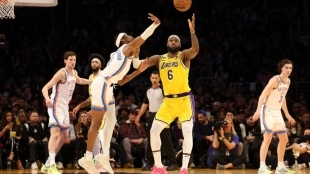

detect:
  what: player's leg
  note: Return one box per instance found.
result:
[273,115,295,174]
[258,107,273,174]
[150,99,176,174]
[79,78,108,174]
[96,102,116,174]
[178,94,195,173]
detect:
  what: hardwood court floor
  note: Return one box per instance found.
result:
[0,168,308,174]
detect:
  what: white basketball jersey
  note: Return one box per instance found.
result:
[50,68,76,104]
[100,44,133,84]
[264,75,290,109]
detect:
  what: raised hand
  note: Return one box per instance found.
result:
[148,13,160,25]
[188,13,195,32]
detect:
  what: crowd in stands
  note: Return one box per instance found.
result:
[0,0,310,171]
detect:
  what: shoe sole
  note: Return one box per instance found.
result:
[78,159,100,174]
[95,156,114,174]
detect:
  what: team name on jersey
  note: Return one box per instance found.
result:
[68,80,75,85]
[278,86,288,92]
[161,62,178,69]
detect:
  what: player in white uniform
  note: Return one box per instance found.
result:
[253,59,296,174]
[78,13,161,174]
[41,51,91,174]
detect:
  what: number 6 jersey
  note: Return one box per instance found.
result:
[159,52,191,95]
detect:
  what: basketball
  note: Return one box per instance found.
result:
[173,0,192,12]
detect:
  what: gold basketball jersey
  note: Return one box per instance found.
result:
[159,52,191,95]
[88,74,94,101]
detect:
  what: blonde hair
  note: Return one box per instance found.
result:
[224,117,237,135]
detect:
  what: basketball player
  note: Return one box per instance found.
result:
[253,59,296,174]
[41,51,91,174]
[78,13,161,174]
[143,13,199,174]
[135,71,178,171]
[72,53,109,172]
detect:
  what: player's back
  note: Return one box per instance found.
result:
[264,75,290,109]
[159,52,191,95]
[50,68,76,105]
[100,44,132,84]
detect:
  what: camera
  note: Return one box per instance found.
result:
[214,120,227,131]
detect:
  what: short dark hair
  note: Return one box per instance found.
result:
[151,71,159,75]
[88,53,105,69]
[63,51,76,60]
[278,59,293,73]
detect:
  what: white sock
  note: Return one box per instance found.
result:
[278,161,285,168]
[260,161,266,168]
[45,157,50,167]
[49,152,56,166]
[181,154,190,169]
[85,151,93,161]
[153,151,163,168]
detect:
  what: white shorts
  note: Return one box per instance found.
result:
[48,102,70,129]
[90,77,114,111]
[260,106,286,133]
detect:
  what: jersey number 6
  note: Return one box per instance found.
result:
[168,70,173,80]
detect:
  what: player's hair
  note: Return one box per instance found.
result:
[151,71,159,75]
[278,59,293,73]
[88,53,105,69]
[63,51,76,60]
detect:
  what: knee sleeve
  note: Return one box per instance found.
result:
[150,121,166,151]
[181,121,193,154]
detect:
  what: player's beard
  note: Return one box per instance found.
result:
[167,46,180,53]
[92,67,100,74]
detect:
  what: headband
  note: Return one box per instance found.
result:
[92,58,101,64]
[115,33,126,47]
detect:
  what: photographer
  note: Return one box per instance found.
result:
[211,118,246,169]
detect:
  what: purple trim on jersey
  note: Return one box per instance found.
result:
[190,92,195,122]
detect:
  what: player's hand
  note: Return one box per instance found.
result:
[286,115,296,125]
[137,60,149,72]
[148,13,160,25]
[72,105,80,116]
[253,111,260,121]
[45,99,53,108]
[188,13,195,33]
[135,117,141,127]
[87,111,92,118]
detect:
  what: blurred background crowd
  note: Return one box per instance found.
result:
[0,0,309,171]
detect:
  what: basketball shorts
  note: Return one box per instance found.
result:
[260,106,286,133]
[155,93,195,125]
[48,102,70,129]
[91,77,113,111]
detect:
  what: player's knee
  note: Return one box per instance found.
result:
[181,121,193,137]
[150,120,166,135]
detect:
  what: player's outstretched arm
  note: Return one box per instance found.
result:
[74,70,92,85]
[123,13,160,56]
[72,97,91,116]
[182,13,199,60]
[118,61,149,86]
[144,55,161,68]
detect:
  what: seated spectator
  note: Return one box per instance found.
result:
[0,110,24,169]
[193,110,214,167]
[74,111,90,169]
[211,118,246,169]
[22,111,49,170]
[119,110,147,168]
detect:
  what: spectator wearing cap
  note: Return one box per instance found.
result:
[119,109,147,168]
[193,110,214,167]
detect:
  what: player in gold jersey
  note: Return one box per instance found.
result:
[72,53,114,172]
[145,14,199,174]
